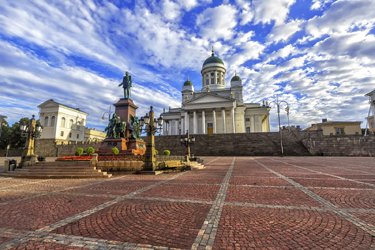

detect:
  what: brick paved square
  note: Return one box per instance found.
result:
[226,186,321,207]
[351,213,375,227]
[230,176,291,186]
[310,188,375,209]
[66,180,157,196]
[0,190,35,204]
[53,200,210,249]
[8,240,87,250]
[214,206,374,249]
[0,194,111,230]
[292,178,373,188]
[137,183,220,201]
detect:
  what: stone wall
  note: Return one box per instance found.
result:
[153,132,311,156]
[302,134,375,156]
[33,132,375,157]
[35,139,101,157]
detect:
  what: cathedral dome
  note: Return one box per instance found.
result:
[231,75,241,82]
[203,54,224,66]
[182,79,194,92]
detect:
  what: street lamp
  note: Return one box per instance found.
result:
[20,115,43,167]
[101,105,113,121]
[180,130,195,162]
[267,95,290,156]
[139,106,163,171]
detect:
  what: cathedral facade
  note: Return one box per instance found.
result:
[161,50,270,135]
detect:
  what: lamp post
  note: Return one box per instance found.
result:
[101,105,113,121]
[180,130,195,162]
[139,106,163,171]
[267,96,290,156]
[20,115,43,167]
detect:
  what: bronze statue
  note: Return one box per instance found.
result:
[129,115,141,139]
[119,71,132,99]
[105,114,125,138]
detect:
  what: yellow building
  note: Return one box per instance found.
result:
[365,89,375,133]
[84,128,106,142]
[305,119,361,135]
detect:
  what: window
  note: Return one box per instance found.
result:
[246,127,251,133]
[335,127,345,135]
[76,134,79,139]
[69,119,74,128]
[51,116,55,127]
[206,79,209,85]
[60,131,64,137]
[245,118,250,122]
[69,132,72,138]
[44,116,49,127]
[61,117,66,128]
[210,78,214,84]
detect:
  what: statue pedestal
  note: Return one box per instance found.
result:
[98,138,128,155]
[98,138,145,156]
[114,98,138,124]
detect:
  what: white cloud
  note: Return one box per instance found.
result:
[267,19,304,43]
[235,0,254,25]
[252,0,296,25]
[307,0,375,36]
[310,0,334,10]
[196,4,237,41]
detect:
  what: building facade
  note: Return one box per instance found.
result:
[161,49,270,135]
[305,119,362,136]
[38,99,87,143]
[84,128,106,142]
[365,89,375,133]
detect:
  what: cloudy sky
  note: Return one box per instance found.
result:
[0,0,374,131]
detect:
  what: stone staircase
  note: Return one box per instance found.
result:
[0,161,112,179]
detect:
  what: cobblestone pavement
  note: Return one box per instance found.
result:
[0,156,374,249]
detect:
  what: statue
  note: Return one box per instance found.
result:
[129,115,141,139]
[118,71,132,99]
[105,114,124,138]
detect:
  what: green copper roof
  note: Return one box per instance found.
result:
[183,80,193,86]
[203,55,224,66]
[231,75,241,81]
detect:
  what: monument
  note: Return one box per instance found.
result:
[98,72,145,158]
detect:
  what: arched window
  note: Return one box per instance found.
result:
[51,116,56,127]
[69,119,74,128]
[44,116,49,127]
[61,117,66,128]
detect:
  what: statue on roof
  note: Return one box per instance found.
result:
[119,71,132,99]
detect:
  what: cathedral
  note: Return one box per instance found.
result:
[161,49,270,135]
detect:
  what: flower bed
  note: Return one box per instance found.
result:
[56,155,93,161]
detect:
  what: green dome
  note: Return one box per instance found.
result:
[203,55,224,66]
[231,75,241,81]
[183,80,193,86]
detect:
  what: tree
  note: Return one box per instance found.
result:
[0,117,42,150]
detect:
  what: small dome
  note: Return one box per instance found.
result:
[231,75,241,82]
[183,80,193,86]
[182,79,194,92]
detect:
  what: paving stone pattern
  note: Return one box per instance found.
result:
[0,156,374,249]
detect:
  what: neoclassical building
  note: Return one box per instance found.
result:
[161,49,270,135]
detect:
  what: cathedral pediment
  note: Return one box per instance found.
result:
[185,92,234,105]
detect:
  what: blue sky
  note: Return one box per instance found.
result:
[0,0,374,131]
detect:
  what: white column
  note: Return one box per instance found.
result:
[202,110,206,134]
[193,111,197,134]
[174,120,179,135]
[213,109,216,134]
[231,107,236,133]
[181,117,184,135]
[167,121,171,135]
[222,109,226,133]
[250,115,255,133]
[184,112,189,133]
[214,71,217,85]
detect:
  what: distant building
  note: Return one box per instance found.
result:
[84,128,106,142]
[304,119,361,136]
[365,89,375,133]
[38,99,88,143]
[161,49,270,135]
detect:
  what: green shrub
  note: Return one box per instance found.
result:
[163,150,171,156]
[112,146,120,155]
[75,147,84,156]
[154,149,158,155]
[86,146,95,155]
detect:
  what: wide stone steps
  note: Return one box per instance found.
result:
[1,161,112,179]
